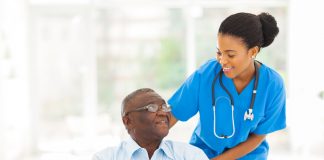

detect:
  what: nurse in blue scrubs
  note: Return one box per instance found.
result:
[168,12,286,160]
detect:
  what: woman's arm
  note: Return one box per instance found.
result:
[211,133,266,160]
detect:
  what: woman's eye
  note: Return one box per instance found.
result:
[216,52,221,56]
[228,54,235,58]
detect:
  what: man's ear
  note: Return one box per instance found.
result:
[122,115,133,130]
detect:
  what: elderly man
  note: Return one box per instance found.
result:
[93,88,208,160]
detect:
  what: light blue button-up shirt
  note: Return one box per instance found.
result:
[92,138,209,160]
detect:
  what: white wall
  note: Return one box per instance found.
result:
[0,0,30,159]
[287,0,324,156]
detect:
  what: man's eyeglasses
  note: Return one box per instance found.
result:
[123,104,171,116]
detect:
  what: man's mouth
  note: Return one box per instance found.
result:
[156,119,169,125]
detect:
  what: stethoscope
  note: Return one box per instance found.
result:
[211,61,260,139]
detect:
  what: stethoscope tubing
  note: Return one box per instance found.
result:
[213,101,235,139]
[212,61,260,139]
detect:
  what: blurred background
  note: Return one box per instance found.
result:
[1,0,324,159]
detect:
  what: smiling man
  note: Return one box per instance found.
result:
[92,88,208,160]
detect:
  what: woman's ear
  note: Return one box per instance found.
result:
[248,46,259,59]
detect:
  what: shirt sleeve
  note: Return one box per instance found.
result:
[168,71,201,121]
[189,146,210,160]
[253,82,287,135]
[172,142,209,160]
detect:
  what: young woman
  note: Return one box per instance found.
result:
[168,12,286,160]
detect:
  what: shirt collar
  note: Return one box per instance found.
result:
[124,138,142,159]
[158,140,174,160]
[124,138,174,160]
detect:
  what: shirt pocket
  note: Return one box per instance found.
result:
[238,109,264,141]
[239,114,264,134]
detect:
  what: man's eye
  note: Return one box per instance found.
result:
[228,55,235,58]
[216,51,221,56]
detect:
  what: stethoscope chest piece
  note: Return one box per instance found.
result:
[244,108,254,121]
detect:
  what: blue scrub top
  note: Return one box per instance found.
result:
[168,59,286,159]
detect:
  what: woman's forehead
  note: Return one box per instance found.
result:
[217,35,248,53]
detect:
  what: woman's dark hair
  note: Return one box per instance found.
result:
[218,12,279,49]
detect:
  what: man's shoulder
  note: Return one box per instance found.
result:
[164,140,193,147]
[162,140,208,159]
[92,141,129,160]
[92,146,118,160]
[164,140,209,159]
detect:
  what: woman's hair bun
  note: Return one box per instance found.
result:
[258,12,279,47]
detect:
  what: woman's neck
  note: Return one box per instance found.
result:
[233,61,257,94]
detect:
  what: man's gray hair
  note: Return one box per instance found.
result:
[121,88,155,116]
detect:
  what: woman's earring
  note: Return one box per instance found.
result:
[251,56,255,59]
